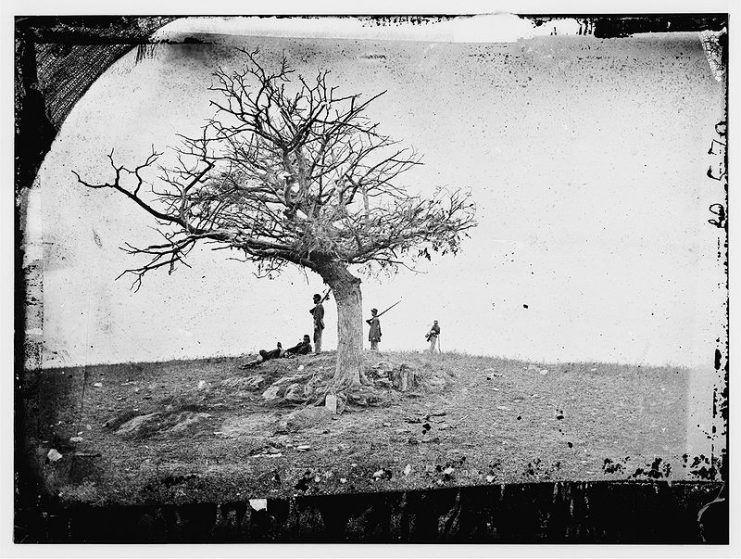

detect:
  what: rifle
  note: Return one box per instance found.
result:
[370,299,402,320]
[319,288,331,304]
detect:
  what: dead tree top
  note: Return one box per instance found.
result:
[74,50,477,290]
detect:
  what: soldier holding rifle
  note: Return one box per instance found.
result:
[366,300,401,351]
[310,289,330,354]
[426,320,441,353]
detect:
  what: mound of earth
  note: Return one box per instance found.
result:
[100,352,454,440]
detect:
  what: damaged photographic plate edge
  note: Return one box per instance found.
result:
[9,3,733,550]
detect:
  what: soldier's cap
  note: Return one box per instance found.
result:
[313,293,321,300]
[371,308,378,314]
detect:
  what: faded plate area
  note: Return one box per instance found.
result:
[27,351,717,506]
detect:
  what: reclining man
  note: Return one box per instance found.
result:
[259,342,284,361]
[284,334,313,356]
[240,335,312,369]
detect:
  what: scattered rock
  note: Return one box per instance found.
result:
[437,423,451,430]
[93,382,103,388]
[223,375,265,390]
[403,464,412,476]
[47,449,63,463]
[339,478,347,484]
[540,369,548,375]
[496,406,510,411]
[252,452,284,458]
[69,436,84,443]
[372,468,392,480]
[296,444,311,452]
[284,383,306,403]
[486,474,496,483]
[167,412,212,434]
[220,414,279,437]
[280,407,333,432]
[197,380,207,389]
[114,413,159,437]
[297,365,305,371]
[262,385,284,401]
[114,411,212,438]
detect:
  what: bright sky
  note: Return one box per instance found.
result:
[34,17,726,368]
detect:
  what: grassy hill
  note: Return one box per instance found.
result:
[26,351,711,506]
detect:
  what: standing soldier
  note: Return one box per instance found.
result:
[366,308,382,351]
[310,293,325,354]
[426,320,440,353]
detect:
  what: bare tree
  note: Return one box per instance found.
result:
[74,50,476,389]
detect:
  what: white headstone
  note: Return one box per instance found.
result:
[325,394,338,414]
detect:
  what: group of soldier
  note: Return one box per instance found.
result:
[310,292,441,355]
[245,291,441,367]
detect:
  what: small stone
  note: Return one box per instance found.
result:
[540,369,548,375]
[496,406,510,411]
[297,444,311,451]
[93,382,103,388]
[284,383,306,403]
[47,449,63,462]
[486,474,495,483]
[297,365,305,371]
[69,436,83,443]
[437,423,451,430]
[262,385,282,401]
[198,380,206,389]
[403,464,412,476]
[443,466,455,475]
[382,422,391,427]
[340,478,347,484]
[314,475,321,483]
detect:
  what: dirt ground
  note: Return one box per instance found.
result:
[27,351,714,506]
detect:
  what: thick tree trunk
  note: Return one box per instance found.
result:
[316,260,363,389]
